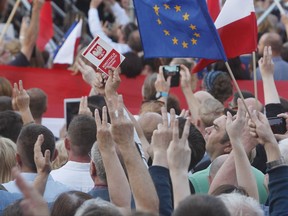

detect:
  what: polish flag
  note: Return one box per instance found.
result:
[53,19,83,65]
[193,0,257,73]
[36,1,54,51]
[207,0,220,21]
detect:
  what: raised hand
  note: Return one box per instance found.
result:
[105,67,121,99]
[12,80,34,124]
[79,96,93,116]
[108,95,134,146]
[180,64,192,93]
[179,109,189,119]
[167,118,191,209]
[95,106,114,152]
[155,67,171,93]
[13,80,30,112]
[76,58,106,95]
[167,118,191,172]
[34,134,51,175]
[226,99,246,142]
[259,46,274,78]
[274,113,288,141]
[150,107,175,167]
[249,110,277,146]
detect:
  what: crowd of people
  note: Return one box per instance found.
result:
[1,0,288,215]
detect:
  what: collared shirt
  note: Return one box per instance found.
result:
[2,173,71,202]
[51,161,94,193]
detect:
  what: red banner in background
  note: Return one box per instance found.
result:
[1,65,288,118]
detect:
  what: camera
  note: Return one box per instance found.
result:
[162,65,180,87]
[268,117,287,134]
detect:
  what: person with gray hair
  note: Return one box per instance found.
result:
[88,142,109,201]
[218,192,264,216]
[75,198,122,216]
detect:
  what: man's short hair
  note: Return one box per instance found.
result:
[0,110,23,143]
[178,117,206,171]
[67,115,96,156]
[121,52,143,78]
[0,96,12,111]
[17,123,55,172]
[172,195,230,216]
[27,88,47,119]
[199,98,224,128]
[91,143,107,183]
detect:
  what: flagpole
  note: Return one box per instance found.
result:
[0,0,22,43]
[274,0,286,15]
[252,51,258,111]
[225,62,252,118]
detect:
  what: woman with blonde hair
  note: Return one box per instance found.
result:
[0,137,16,184]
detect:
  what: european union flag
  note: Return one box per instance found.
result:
[133,0,227,60]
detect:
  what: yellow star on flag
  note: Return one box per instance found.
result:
[191,38,197,45]
[182,41,188,48]
[153,5,160,16]
[183,12,189,21]
[194,33,200,37]
[157,18,162,25]
[172,37,178,45]
[163,30,170,36]
[174,5,181,12]
[189,24,196,30]
[164,4,170,9]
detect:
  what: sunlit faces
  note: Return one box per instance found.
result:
[204,115,230,160]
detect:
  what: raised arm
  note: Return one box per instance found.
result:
[167,117,191,208]
[209,100,259,199]
[225,99,259,201]
[180,64,200,124]
[155,66,171,106]
[95,106,131,214]
[20,0,44,61]
[149,107,175,215]
[104,0,130,25]
[249,110,288,216]
[12,80,34,124]
[108,95,159,214]
[33,134,51,196]
[88,0,131,53]
[259,46,280,105]
[76,57,106,96]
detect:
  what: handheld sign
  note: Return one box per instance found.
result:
[82,35,125,74]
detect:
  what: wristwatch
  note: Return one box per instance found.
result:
[155,91,168,99]
[266,156,287,170]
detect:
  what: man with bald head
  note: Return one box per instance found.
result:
[256,32,288,80]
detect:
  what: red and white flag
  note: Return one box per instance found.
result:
[207,0,220,21]
[53,19,82,65]
[193,0,257,73]
[36,1,54,51]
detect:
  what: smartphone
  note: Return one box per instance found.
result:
[162,65,180,87]
[268,117,287,134]
[64,98,81,130]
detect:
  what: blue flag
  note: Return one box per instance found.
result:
[133,0,227,60]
